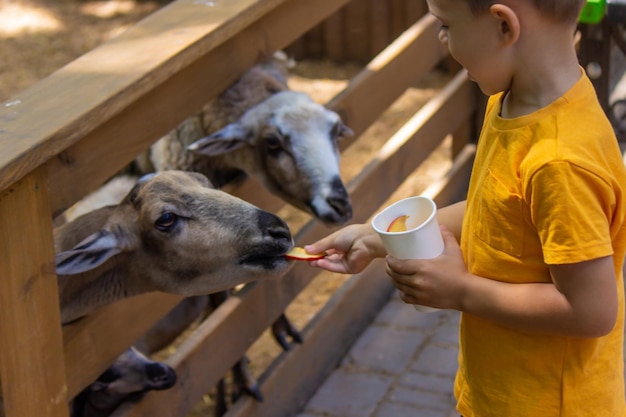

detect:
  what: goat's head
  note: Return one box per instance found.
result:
[55,171,294,298]
[71,347,176,417]
[188,91,353,225]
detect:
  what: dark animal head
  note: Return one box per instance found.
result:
[71,347,176,417]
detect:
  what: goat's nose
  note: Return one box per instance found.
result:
[257,210,292,243]
[324,178,353,224]
[145,363,177,389]
[326,195,352,220]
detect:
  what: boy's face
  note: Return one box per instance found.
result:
[427,0,513,96]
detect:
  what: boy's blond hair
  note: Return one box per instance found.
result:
[465,0,586,23]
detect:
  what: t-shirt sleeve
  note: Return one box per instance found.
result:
[528,161,615,265]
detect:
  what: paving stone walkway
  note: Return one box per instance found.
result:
[296,292,461,417]
[296,281,626,417]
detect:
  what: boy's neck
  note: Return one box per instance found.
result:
[501,24,581,119]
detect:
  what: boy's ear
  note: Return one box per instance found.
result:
[489,4,520,46]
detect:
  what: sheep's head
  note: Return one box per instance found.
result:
[188,91,353,225]
[71,347,176,417]
[55,171,294,308]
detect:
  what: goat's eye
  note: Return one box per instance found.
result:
[155,212,178,231]
[264,135,283,154]
[331,122,341,141]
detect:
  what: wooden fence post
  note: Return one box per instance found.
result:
[0,168,69,417]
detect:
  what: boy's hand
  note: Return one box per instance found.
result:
[386,226,468,310]
[305,224,386,274]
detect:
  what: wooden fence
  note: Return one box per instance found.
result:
[286,0,430,63]
[0,1,479,416]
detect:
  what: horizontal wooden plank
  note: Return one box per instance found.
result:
[62,293,183,398]
[347,71,474,221]
[328,13,448,148]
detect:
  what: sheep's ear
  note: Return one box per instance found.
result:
[187,123,249,156]
[124,173,154,204]
[339,122,354,139]
[55,231,123,275]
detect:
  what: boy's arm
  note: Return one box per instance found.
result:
[389,229,617,338]
[436,200,466,241]
[459,255,618,338]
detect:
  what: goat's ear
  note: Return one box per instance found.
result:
[339,121,354,140]
[55,230,123,275]
[187,172,214,188]
[187,123,249,156]
[332,120,353,142]
[123,174,153,205]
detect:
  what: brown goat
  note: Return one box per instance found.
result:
[54,170,293,324]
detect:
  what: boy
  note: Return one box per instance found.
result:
[305,0,626,415]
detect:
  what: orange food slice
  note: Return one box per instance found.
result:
[386,215,409,232]
[285,246,327,261]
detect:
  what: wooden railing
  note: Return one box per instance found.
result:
[0,1,479,416]
[287,0,430,62]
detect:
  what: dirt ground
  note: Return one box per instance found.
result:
[0,1,452,415]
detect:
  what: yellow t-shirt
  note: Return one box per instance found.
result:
[456,72,626,417]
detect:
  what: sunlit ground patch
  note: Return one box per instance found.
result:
[0,3,63,37]
[79,1,138,18]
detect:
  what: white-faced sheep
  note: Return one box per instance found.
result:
[134,53,353,225]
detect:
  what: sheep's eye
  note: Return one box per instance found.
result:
[155,212,178,231]
[330,122,341,141]
[264,135,283,154]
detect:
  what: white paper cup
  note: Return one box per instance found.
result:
[371,196,444,313]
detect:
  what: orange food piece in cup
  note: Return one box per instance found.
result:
[387,215,409,232]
